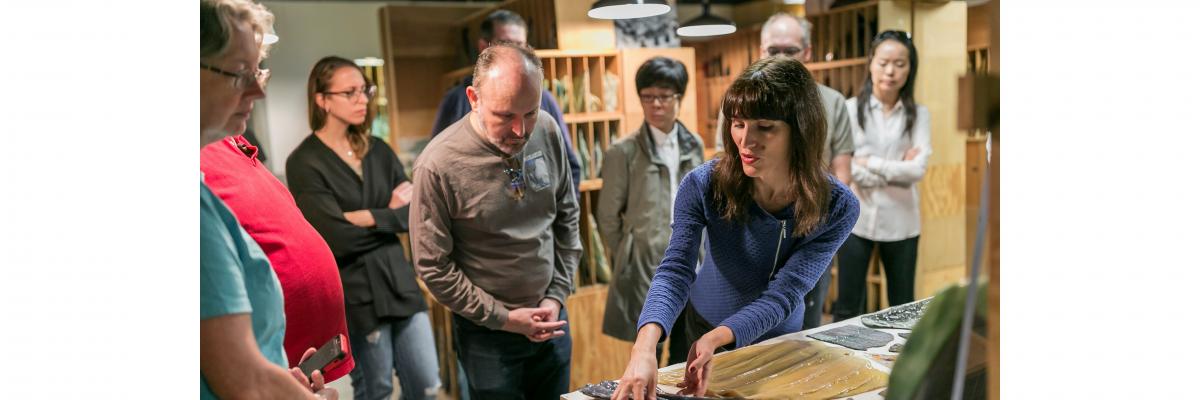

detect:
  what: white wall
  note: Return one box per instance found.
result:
[259,1,387,177]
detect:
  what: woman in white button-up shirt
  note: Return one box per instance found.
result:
[833,30,931,322]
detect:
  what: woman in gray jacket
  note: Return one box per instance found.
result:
[598,57,703,364]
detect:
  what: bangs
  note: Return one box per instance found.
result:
[721,78,792,122]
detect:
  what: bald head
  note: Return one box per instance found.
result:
[472,42,543,95]
[760,12,813,62]
[466,42,545,155]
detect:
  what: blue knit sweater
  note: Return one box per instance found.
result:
[637,159,859,348]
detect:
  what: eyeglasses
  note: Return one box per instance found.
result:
[502,155,525,200]
[323,85,378,103]
[201,63,270,90]
[765,46,804,57]
[638,93,679,105]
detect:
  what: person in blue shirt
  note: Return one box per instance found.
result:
[430,9,581,195]
[199,1,335,398]
[611,56,860,399]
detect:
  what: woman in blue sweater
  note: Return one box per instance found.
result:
[612,57,860,399]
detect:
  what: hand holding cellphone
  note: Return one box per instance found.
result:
[299,334,349,378]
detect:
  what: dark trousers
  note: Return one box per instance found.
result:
[452,310,571,400]
[801,261,834,330]
[654,313,690,365]
[833,234,919,322]
[677,302,735,356]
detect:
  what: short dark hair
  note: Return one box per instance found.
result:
[635,57,688,96]
[472,41,543,92]
[480,10,527,42]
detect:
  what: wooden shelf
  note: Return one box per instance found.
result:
[563,111,623,124]
[805,57,868,72]
[536,49,619,58]
[579,178,603,192]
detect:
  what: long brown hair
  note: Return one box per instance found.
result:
[307,56,374,158]
[714,56,830,236]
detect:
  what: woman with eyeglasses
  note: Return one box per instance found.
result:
[597,57,702,366]
[833,30,931,322]
[286,56,440,400]
[612,56,860,399]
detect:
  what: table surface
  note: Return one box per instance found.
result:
[561,303,924,400]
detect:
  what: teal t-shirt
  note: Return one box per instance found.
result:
[200,178,287,399]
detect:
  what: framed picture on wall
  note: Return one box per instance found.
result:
[615,10,680,48]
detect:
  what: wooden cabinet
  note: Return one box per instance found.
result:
[538,49,624,288]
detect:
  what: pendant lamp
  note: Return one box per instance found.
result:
[677,1,736,37]
[588,0,671,20]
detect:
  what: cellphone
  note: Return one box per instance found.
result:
[298,334,348,378]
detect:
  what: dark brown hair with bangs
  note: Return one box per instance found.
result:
[714,56,830,236]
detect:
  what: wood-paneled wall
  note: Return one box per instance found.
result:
[378,4,492,142]
[461,0,560,53]
[690,26,760,148]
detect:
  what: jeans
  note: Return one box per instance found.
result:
[801,261,834,330]
[833,234,920,321]
[453,309,572,400]
[348,312,442,400]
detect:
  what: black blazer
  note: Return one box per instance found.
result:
[286,134,427,335]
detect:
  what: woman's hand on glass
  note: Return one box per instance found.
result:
[613,324,665,400]
[612,346,660,400]
[678,326,734,397]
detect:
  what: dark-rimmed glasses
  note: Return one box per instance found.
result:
[638,93,679,105]
[323,85,378,103]
[201,63,270,89]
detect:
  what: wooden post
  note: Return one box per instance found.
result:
[986,1,999,399]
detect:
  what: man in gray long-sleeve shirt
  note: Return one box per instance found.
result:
[409,42,581,399]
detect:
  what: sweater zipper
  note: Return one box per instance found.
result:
[769,219,787,280]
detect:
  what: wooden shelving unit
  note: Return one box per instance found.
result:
[563,111,623,124]
[537,49,624,289]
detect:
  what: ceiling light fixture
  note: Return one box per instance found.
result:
[588,0,671,20]
[677,1,735,37]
